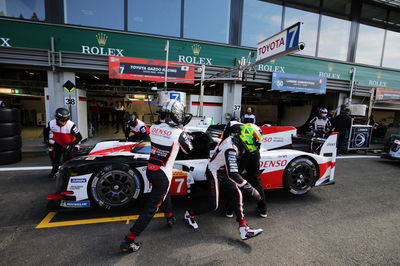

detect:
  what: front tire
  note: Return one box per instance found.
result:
[283,157,317,195]
[89,163,142,209]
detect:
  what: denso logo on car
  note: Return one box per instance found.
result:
[260,159,288,168]
[71,178,87,183]
[152,128,172,136]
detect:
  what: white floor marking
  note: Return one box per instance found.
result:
[336,155,381,159]
[0,166,52,171]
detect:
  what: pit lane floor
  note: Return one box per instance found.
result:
[1,154,400,265]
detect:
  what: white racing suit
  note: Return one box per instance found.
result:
[129,122,192,236]
[188,136,260,225]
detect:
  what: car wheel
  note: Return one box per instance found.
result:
[89,163,142,209]
[0,123,21,138]
[283,157,317,195]
[0,108,20,123]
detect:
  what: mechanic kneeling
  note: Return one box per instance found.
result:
[120,99,193,253]
[124,113,150,141]
[43,108,82,179]
[184,123,264,240]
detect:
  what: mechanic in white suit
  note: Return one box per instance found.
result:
[120,100,193,253]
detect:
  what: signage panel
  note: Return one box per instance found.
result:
[256,22,301,62]
[375,88,400,104]
[348,125,373,150]
[272,72,327,94]
[109,56,194,83]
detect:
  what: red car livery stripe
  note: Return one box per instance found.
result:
[260,126,296,135]
[318,161,336,178]
[89,144,136,156]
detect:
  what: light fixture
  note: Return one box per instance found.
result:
[254,87,264,90]
[75,75,80,79]
[93,75,100,80]
[209,84,216,87]
[194,83,199,86]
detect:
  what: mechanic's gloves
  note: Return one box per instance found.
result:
[242,182,261,202]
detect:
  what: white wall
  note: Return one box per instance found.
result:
[189,95,223,124]
[280,105,313,127]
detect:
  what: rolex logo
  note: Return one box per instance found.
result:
[96,33,108,46]
[192,44,201,56]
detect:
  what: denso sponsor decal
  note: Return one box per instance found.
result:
[61,200,90,207]
[70,178,87,183]
[260,159,288,168]
[151,128,172,136]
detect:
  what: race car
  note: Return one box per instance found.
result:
[46,126,338,210]
[381,136,400,160]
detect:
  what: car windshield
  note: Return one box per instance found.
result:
[131,142,151,154]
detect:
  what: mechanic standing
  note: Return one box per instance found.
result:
[184,123,264,240]
[124,113,150,141]
[241,107,256,124]
[43,108,82,178]
[120,99,193,253]
[309,107,332,137]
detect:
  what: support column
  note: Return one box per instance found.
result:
[45,71,88,140]
[222,82,242,124]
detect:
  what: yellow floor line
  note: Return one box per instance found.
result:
[36,212,165,229]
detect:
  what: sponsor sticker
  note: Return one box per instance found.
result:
[70,178,87,183]
[61,200,90,208]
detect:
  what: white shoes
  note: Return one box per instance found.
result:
[239,225,263,240]
[184,210,199,229]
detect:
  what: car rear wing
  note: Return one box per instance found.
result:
[318,132,338,158]
[259,126,297,150]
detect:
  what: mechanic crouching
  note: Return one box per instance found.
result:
[120,99,193,253]
[43,108,82,179]
[124,113,150,141]
[184,123,264,240]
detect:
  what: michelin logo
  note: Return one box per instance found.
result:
[71,178,87,183]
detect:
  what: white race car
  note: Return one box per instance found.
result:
[46,126,338,210]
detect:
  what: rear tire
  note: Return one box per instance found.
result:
[0,108,20,123]
[0,149,22,165]
[89,163,143,209]
[283,157,317,195]
[0,123,21,138]
[0,136,22,152]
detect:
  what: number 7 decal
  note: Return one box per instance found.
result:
[286,23,300,49]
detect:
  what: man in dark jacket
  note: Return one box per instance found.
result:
[332,107,352,154]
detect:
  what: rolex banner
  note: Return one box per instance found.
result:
[109,56,195,83]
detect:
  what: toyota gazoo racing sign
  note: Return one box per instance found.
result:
[256,22,302,63]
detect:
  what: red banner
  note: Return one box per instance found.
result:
[376,88,400,104]
[109,56,194,84]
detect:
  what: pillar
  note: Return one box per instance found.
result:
[222,82,242,124]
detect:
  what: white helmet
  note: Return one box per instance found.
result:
[160,100,185,126]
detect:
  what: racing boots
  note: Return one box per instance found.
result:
[166,215,176,228]
[120,236,141,253]
[184,210,198,229]
[239,225,263,240]
[257,208,268,218]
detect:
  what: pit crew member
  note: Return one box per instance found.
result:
[124,114,150,141]
[120,100,193,253]
[184,124,264,240]
[226,124,267,218]
[309,108,332,137]
[43,108,82,178]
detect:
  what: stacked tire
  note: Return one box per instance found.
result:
[0,108,22,165]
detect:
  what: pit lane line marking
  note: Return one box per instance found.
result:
[35,212,165,229]
[0,166,52,172]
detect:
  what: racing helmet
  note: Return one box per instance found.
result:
[55,108,70,121]
[319,108,328,117]
[129,113,138,125]
[160,99,186,126]
[239,123,264,152]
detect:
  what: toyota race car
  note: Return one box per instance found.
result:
[382,136,400,160]
[46,126,338,210]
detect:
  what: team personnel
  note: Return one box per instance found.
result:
[124,114,150,141]
[241,107,256,124]
[226,124,267,218]
[184,124,264,240]
[43,108,82,178]
[120,100,193,253]
[309,108,332,137]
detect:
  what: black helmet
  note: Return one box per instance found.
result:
[55,108,70,120]
[160,100,186,127]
